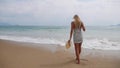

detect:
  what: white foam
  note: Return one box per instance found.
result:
[83,38,120,50]
[0,35,64,45]
[0,35,120,50]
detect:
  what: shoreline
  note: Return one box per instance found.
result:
[0,39,120,68]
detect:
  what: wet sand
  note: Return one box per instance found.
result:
[0,39,120,68]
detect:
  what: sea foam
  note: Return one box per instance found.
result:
[0,35,120,50]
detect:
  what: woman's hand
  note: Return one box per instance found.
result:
[68,39,71,43]
[81,23,86,32]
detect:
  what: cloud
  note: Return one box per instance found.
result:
[76,0,120,25]
[0,0,120,26]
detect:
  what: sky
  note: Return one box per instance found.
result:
[0,0,120,26]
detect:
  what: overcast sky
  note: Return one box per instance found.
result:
[0,0,120,26]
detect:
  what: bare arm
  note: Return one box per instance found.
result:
[81,22,86,31]
[69,22,74,41]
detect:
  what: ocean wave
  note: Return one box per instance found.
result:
[0,35,64,45]
[83,38,120,50]
[0,35,120,50]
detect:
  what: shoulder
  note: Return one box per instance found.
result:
[71,21,75,25]
[71,21,74,26]
[71,21,75,28]
[71,21,74,24]
[81,21,84,26]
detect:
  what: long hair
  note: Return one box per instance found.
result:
[73,15,82,28]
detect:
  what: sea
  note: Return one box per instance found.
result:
[0,26,120,50]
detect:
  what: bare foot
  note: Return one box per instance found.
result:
[75,58,78,60]
[76,59,80,64]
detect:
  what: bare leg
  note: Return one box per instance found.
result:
[74,43,80,64]
[75,43,82,60]
[74,43,77,60]
[78,43,82,55]
[78,43,82,64]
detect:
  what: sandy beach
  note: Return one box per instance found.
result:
[0,39,120,68]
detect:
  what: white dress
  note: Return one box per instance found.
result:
[73,27,83,43]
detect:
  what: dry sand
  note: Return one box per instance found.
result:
[0,39,120,68]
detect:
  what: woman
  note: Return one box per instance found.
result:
[68,15,86,64]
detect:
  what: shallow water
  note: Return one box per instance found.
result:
[0,26,120,50]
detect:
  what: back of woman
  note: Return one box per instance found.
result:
[68,15,86,64]
[73,19,83,43]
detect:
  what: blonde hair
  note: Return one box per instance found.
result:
[73,15,82,28]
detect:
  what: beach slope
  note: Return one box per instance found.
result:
[0,39,120,68]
